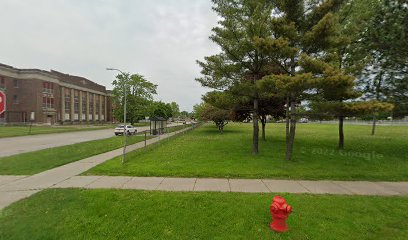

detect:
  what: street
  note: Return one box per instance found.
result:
[0,124,177,157]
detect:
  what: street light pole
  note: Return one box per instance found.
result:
[107,67,128,165]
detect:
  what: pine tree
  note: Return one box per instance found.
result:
[257,0,353,160]
[196,0,276,154]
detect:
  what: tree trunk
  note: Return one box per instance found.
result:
[285,58,298,161]
[371,116,377,136]
[285,97,290,147]
[286,100,296,161]
[372,71,382,136]
[253,98,259,155]
[338,116,344,150]
[261,115,266,142]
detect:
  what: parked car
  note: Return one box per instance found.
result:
[299,118,309,123]
[114,125,137,136]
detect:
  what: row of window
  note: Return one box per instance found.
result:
[42,96,55,109]
[64,91,105,114]
[43,82,54,94]
[0,79,106,114]
[0,76,19,88]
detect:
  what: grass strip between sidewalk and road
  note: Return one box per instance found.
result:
[0,189,407,239]
[0,134,150,175]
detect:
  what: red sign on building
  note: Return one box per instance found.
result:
[0,90,6,115]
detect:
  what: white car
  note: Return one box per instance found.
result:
[114,125,137,136]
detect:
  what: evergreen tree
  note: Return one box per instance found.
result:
[257,0,353,160]
[196,0,276,154]
[349,0,408,119]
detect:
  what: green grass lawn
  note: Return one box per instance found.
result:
[0,135,149,175]
[85,123,408,181]
[0,122,149,138]
[165,123,195,133]
[0,189,407,239]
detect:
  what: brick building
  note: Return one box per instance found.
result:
[0,63,113,125]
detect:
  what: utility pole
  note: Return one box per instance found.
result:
[107,68,129,164]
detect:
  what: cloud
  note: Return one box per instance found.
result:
[0,0,219,111]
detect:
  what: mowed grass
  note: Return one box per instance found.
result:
[0,135,148,175]
[0,123,149,138]
[86,123,408,181]
[0,189,407,240]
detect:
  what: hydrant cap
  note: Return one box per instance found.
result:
[272,196,286,205]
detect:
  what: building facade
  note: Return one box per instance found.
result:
[0,63,113,125]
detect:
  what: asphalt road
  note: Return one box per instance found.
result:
[0,124,177,158]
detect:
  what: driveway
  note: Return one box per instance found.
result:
[0,124,177,158]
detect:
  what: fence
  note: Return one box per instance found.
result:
[127,123,200,149]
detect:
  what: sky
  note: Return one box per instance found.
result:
[0,0,219,111]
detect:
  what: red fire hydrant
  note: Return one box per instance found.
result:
[270,196,292,232]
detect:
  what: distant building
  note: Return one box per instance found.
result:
[0,63,113,125]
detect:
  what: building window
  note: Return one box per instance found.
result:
[101,96,105,115]
[43,82,54,94]
[13,95,19,104]
[43,82,47,93]
[13,79,19,88]
[0,76,5,88]
[95,95,100,114]
[82,92,87,114]
[89,94,94,113]
[74,90,80,113]
[65,90,71,113]
[43,95,55,109]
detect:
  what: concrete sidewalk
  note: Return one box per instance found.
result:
[0,126,192,209]
[50,176,408,196]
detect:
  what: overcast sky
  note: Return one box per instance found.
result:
[0,0,219,111]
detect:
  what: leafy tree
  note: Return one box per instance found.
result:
[178,111,188,119]
[347,0,408,118]
[112,73,157,124]
[169,102,180,119]
[204,90,285,142]
[200,103,231,133]
[258,97,286,141]
[193,103,206,121]
[150,101,173,119]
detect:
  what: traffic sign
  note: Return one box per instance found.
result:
[0,90,6,115]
